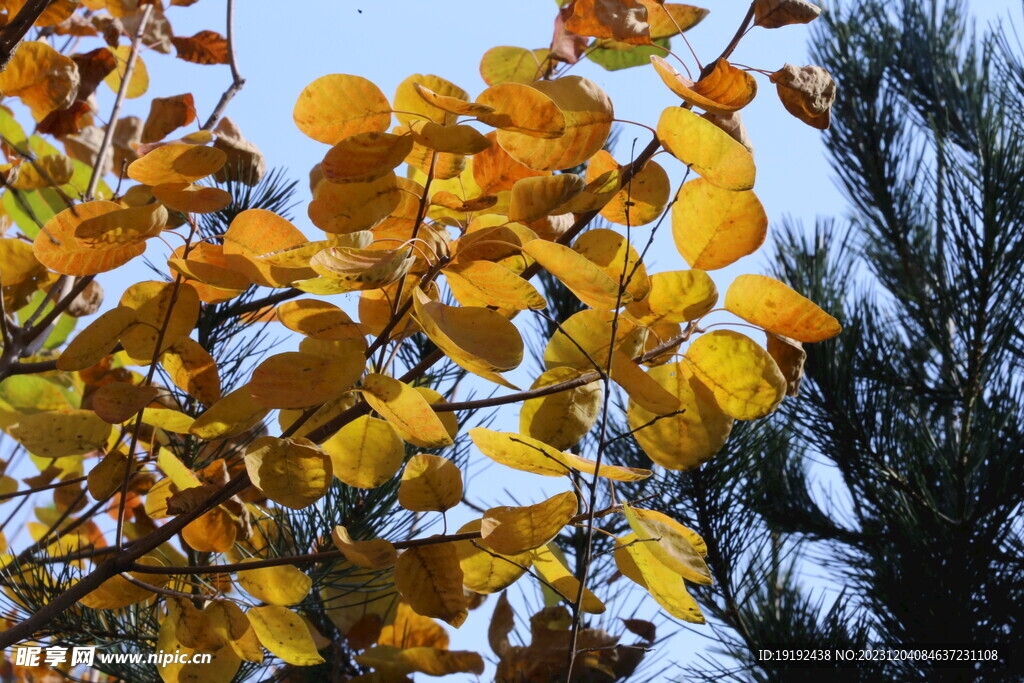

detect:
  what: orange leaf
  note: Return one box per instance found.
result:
[294,74,392,145]
[171,30,229,65]
[566,0,653,45]
[651,56,757,115]
[33,201,146,276]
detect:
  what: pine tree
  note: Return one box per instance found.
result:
[669,0,1024,679]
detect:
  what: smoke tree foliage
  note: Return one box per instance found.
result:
[0,0,838,680]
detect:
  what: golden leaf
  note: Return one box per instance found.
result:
[398,453,463,512]
[657,106,756,191]
[481,491,577,555]
[725,274,841,342]
[685,330,786,420]
[244,436,332,510]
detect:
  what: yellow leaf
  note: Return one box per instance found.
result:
[141,407,196,434]
[642,1,709,38]
[127,144,225,185]
[360,374,453,448]
[395,542,468,627]
[470,427,571,477]
[57,305,136,370]
[561,451,652,482]
[454,519,532,594]
[523,239,632,310]
[378,600,449,649]
[414,82,496,118]
[255,232,372,268]
[412,289,523,389]
[5,154,74,190]
[519,367,602,450]
[624,536,705,623]
[408,121,491,155]
[543,309,644,370]
[189,385,269,440]
[324,415,405,489]
[8,410,111,458]
[529,544,605,614]
[238,561,312,606]
[205,600,263,663]
[508,174,584,223]
[573,227,651,301]
[399,454,462,512]
[309,173,402,234]
[610,350,681,415]
[34,201,146,276]
[685,330,786,420]
[650,56,757,115]
[249,351,362,409]
[247,605,325,666]
[160,338,221,406]
[244,436,332,510]
[182,507,236,553]
[104,45,148,98]
[394,74,468,127]
[725,274,841,342]
[119,281,201,363]
[672,177,767,270]
[294,74,392,145]
[73,203,167,248]
[625,269,718,326]
[322,131,414,183]
[481,491,577,555]
[495,76,613,172]
[88,450,129,500]
[622,503,711,584]
[0,41,78,120]
[332,525,397,569]
[628,361,733,470]
[276,299,366,341]
[658,106,755,191]
[309,245,415,290]
[476,83,566,139]
[588,152,670,227]
[443,260,547,311]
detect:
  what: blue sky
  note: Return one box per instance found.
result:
[8,0,1023,679]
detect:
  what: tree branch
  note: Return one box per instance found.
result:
[200,0,245,130]
[0,0,53,70]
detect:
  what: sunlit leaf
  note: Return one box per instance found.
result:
[247,605,326,666]
[324,415,405,489]
[672,177,767,270]
[685,330,786,420]
[481,491,577,555]
[399,453,463,513]
[658,106,755,190]
[628,361,733,469]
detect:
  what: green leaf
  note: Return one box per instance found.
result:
[588,38,671,71]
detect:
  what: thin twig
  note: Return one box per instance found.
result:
[201,0,245,130]
[84,4,154,200]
